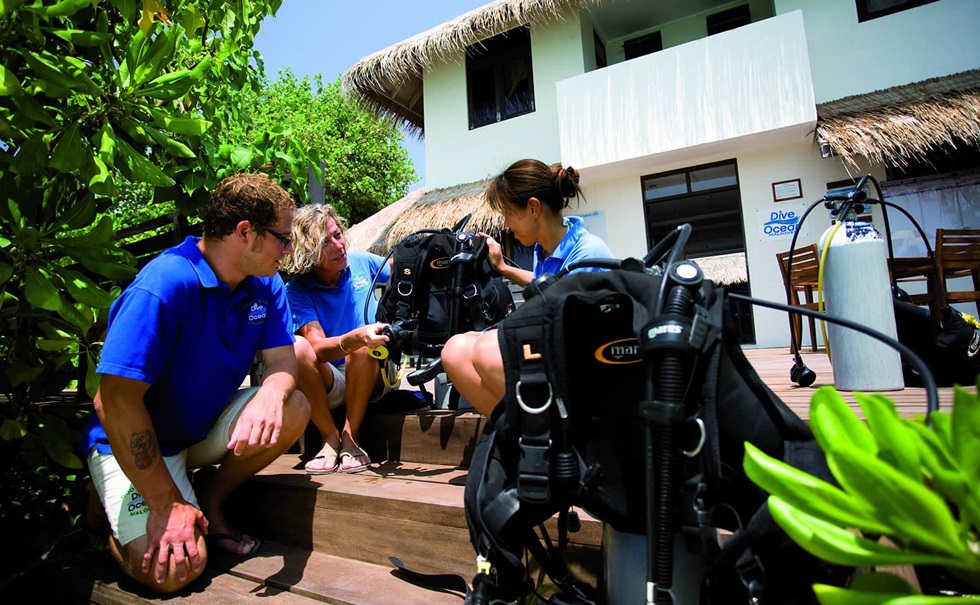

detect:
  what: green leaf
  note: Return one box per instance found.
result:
[57,193,97,231]
[133,26,179,85]
[55,299,93,332]
[768,497,961,568]
[857,392,920,480]
[39,0,89,18]
[827,444,965,557]
[0,261,12,285]
[94,120,117,166]
[952,385,980,484]
[52,29,114,47]
[145,124,195,158]
[25,267,63,311]
[39,421,84,469]
[57,214,115,247]
[743,443,891,535]
[23,50,102,96]
[147,106,211,136]
[54,266,116,308]
[50,122,87,172]
[114,136,175,187]
[85,349,99,398]
[929,411,954,452]
[135,55,212,101]
[11,133,49,176]
[813,584,980,605]
[37,338,74,351]
[0,418,27,441]
[230,145,254,170]
[11,94,56,127]
[75,256,137,282]
[108,0,135,22]
[848,572,916,595]
[810,386,877,457]
[0,64,22,96]
[0,0,27,18]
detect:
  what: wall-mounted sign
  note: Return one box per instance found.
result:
[772,178,802,202]
[759,203,804,241]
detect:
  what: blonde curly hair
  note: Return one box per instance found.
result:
[280,204,347,275]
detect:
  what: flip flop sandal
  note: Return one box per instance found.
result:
[206,531,262,558]
[338,446,371,474]
[305,443,340,475]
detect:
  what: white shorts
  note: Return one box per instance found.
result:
[88,387,257,546]
[324,360,399,409]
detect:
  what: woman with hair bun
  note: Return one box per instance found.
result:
[441,158,613,415]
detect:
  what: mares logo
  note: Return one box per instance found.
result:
[763,210,800,237]
[248,301,268,324]
[594,338,641,365]
[428,256,451,270]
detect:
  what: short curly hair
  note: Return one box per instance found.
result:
[202,173,296,239]
[280,204,347,275]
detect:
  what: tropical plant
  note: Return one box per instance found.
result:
[744,381,980,604]
[226,69,416,224]
[0,0,314,589]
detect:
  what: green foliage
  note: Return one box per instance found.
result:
[225,69,416,223]
[745,382,980,603]
[0,0,312,588]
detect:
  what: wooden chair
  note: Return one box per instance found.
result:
[935,228,980,317]
[889,254,941,323]
[776,243,820,352]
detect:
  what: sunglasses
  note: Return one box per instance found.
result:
[259,226,293,249]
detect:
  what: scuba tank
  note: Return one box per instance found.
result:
[817,210,904,391]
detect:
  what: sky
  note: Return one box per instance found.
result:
[253,1,491,190]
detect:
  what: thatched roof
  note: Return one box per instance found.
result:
[346,179,501,255]
[816,69,980,169]
[343,0,596,135]
[693,252,747,286]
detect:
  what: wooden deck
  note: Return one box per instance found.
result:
[741,346,955,419]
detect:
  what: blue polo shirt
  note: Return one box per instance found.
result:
[285,251,390,366]
[533,215,614,278]
[83,237,294,456]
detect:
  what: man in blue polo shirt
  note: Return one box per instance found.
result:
[83,173,310,593]
[281,204,392,475]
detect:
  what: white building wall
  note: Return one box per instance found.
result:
[775,0,980,103]
[556,11,815,172]
[424,15,588,189]
[579,142,878,347]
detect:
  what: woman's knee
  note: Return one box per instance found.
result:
[442,332,478,377]
[471,331,503,381]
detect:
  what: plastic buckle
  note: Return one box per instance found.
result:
[518,439,551,503]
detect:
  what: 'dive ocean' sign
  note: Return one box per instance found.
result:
[759,206,803,240]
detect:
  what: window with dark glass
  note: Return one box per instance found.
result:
[466,26,535,130]
[855,0,938,22]
[594,31,607,69]
[706,4,751,36]
[624,31,663,60]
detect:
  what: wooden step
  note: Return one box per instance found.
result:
[212,539,464,604]
[362,407,487,467]
[224,456,603,581]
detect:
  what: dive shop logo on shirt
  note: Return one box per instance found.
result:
[248,301,268,324]
[352,274,370,293]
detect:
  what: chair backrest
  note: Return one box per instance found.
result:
[776,243,819,300]
[936,228,980,305]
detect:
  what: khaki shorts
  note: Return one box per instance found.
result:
[88,387,257,546]
[324,360,399,409]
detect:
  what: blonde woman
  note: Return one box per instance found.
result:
[282,204,392,474]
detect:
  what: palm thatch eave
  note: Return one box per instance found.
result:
[346,179,500,255]
[816,69,980,169]
[342,0,598,134]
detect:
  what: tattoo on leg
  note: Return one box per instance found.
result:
[130,431,158,470]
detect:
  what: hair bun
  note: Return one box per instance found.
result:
[556,165,579,199]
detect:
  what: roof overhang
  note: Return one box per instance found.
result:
[816,69,980,168]
[342,0,598,136]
